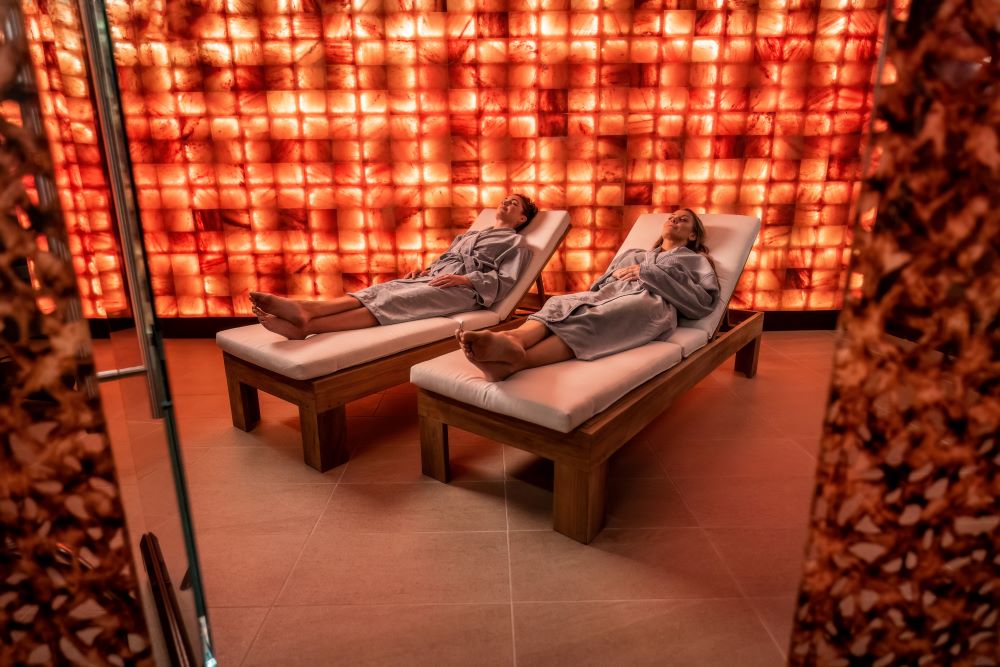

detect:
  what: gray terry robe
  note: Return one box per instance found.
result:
[529,246,720,361]
[350,227,532,325]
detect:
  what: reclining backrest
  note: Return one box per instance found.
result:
[468,209,570,321]
[614,212,760,339]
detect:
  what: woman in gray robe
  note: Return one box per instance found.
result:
[250,194,537,339]
[458,208,720,381]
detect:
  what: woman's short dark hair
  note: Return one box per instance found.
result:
[513,193,539,232]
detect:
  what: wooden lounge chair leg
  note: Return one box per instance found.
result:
[225,364,260,432]
[553,461,608,544]
[419,416,451,482]
[299,403,348,472]
[734,334,761,378]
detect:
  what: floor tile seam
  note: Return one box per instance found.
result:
[187,480,341,487]
[350,442,505,450]
[605,475,670,481]
[280,528,512,535]
[133,453,212,484]
[501,447,522,666]
[195,530,327,540]
[700,526,791,660]
[512,595,751,606]
[260,596,748,609]
[270,482,340,607]
[667,474,818,482]
[231,605,272,667]
[693,524,812,531]
[336,479,504,485]
[509,595,747,604]
[502,479,518,667]
[698,525,754,600]
[638,438,671,478]
[639,470,818,481]
[507,526,708,535]
[333,480,507,487]
[190,481,344,488]
[646,434,807,444]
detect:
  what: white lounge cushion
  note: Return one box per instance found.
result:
[410,213,758,431]
[664,327,709,356]
[615,213,760,338]
[410,342,684,433]
[449,309,500,330]
[217,209,570,380]
[217,318,458,381]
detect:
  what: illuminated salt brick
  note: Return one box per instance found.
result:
[508,161,536,182]
[565,38,600,63]
[797,159,827,182]
[732,183,766,205]
[812,37,845,61]
[819,205,851,226]
[789,226,817,247]
[688,37,722,63]
[747,108,774,135]
[756,10,787,36]
[658,9,693,35]
[718,36,751,63]
[306,188,334,212]
[151,296,177,317]
[658,38,696,66]
[214,229,255,262]
[779,290,807,309]
[589,185,618,206]
[761,183,793,204]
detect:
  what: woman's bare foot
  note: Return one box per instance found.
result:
[465,356,518,382]
[461,330,526,364]
[456,326,473,356]
[250,292,309,327]
[257,311,307,340]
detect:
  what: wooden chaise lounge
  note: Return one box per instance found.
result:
[216,210,571,471]
[410,213,762,543]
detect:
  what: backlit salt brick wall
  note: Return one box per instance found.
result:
[21,0,888,317]
[18,0,126,317]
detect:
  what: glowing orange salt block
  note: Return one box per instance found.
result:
[15,0,884,318]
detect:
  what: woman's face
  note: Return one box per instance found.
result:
[661,209,698,245]
[494,195,527,228]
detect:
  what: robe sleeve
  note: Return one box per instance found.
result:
[638,251,720,319]
[464,242,533,308]
[589,249,645,291]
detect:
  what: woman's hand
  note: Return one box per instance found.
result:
[428,274,472,288]
[612,264,642,281]
[402,268,429,279]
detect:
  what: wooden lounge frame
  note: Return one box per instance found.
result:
[417,308,764,544]
[223,314,529,472]
[223,216,569,472]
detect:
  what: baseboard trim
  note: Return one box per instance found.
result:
[89,311,840,339]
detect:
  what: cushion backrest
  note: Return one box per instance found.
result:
[613,213,760,338]
[469,209,570,321]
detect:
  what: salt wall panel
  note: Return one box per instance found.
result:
[16,0,127,317]
[789,0,999,662]
[0,3,152,661]
[24,0,888,317]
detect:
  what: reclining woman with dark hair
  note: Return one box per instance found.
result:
[458,208,719,381]
[251,194,539,340]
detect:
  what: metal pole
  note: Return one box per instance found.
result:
[75,0,166,418]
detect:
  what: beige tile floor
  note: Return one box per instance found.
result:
[99,330,836,666]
